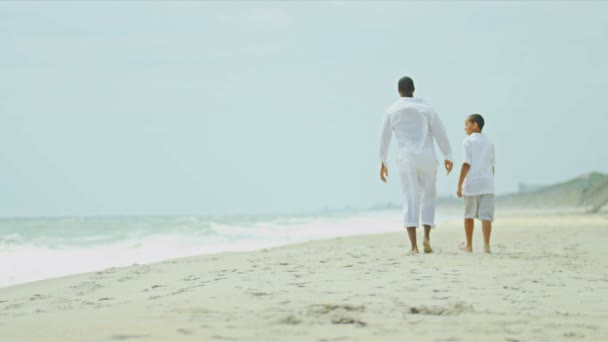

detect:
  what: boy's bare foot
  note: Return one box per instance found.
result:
[423,239,433,253]
[459,242,472,253]
[483,245,492,254]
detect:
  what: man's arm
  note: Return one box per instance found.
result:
[379,113,392,183]
[457,163,470,198]
[429,111,454,175]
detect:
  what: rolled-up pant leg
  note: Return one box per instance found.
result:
[419,167,438,228]
[398,161,421,228]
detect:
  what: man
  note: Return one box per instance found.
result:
[379,76,454,254]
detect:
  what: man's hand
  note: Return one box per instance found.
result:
[444,159,454,175]
[457,187,463,198]
[380,163,388,183]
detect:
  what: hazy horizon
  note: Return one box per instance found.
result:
[1,1,607,217]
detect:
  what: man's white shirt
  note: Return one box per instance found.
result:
[379,97,453,169]
[462,132,495,196]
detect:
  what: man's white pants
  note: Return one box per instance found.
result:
[397,161,437,228]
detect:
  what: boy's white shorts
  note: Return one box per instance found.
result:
[464,194,495,221]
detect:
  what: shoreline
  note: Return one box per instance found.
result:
[0,208,601,290]
[2,207,593,290]
[0,208,457,289]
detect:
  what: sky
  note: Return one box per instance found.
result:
[1,1,607,217]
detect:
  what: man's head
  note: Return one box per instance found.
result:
[398,76,415,97]
[465,114,485,135]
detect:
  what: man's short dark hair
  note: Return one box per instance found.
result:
[398,76,415,94]
[468,114,485,131]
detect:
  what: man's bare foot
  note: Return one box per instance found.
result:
[407,247,420,255]
[423,239,433,253]
[459,242,472,253]
[483,245,491,254]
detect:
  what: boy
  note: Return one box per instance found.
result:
[456,114,495,253]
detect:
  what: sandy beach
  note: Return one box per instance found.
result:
[1,211,607,341]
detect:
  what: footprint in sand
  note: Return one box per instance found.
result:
[110,334,149,340]
[211,335,238,340]
[71,281,104,293]
[176,328,193,335]
[408,302,472,316]
[4,303,23,310]
[279,314,302,325]
[311,304,366,325]
[29,294,48,301]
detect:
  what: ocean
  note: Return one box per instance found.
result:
[0,209,407,288]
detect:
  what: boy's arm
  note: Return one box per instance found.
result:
[457,163,470,198]
[379,112,392,183]
[491,144,495,175]
[458,139,473,197]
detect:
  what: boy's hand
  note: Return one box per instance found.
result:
[444,159,454,175]
[457,187,463,198]
[380,164,388,183]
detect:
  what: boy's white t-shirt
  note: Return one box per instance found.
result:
[462,132,495,196]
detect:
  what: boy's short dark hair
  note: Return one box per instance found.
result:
[468,114,485,131]
[398,76,415,93]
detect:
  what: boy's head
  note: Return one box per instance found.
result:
[398,76,415,97]
[465,114,485,135]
